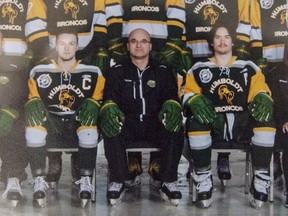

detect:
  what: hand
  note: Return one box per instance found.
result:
[0,106,19,137]
[255,58,268,76]
[107,37,128,63]
[99,100,125,137]
[157,38,185,67]
[76,98,101,126]
[92,47,109,73]
[186,94,216,124]
[25,97,48,126]
[236,44,250,60]
[248,92,273,123]
[158,100,182,132]
[282,122,288,133]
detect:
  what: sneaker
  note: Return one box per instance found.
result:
[107,182,125,199]
[2,177,22,204]
[192,170,213,208]
[217,157,231,180]
[160,182,182,199]
[32,176,49,207]
[75,176,93,200]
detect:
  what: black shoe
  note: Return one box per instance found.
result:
[217,157,231,180]
[285,195,288,208]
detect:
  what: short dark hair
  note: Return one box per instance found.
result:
[55,28,79,43]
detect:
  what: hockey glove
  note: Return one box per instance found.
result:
[107,37,128,63]
[185,94,217,124]
[159,100,183,132]
[77,98,101,126]
[25,97,48,126]
[99,100,125,137]
[0,106,19,137]
[92,47,109,73]
[248,92,273,123]
[255,58,268,76]
[236,44,250,60]
[157,38,185,66]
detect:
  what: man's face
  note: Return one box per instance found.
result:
[56,33,78,61]
[127,29,152,60]
[212,27,233,55]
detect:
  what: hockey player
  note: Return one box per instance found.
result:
[25,29,105,208]
[100,28,184,206]
[249,0,288,186]
[266,42,288,207]
[25,0,124,187]
[0,1,30,207]
[182,24,275,209]
[120,0,186,187]
[184,0,252,184]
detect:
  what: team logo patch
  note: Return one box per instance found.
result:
[147,80,156,88]
[203,5,219,25]
[218,84,234,104]
[199,68,213,83]
[2,3,18,24]
[184,0,196,4]
[64,0,80,19]
[260,0,274,9]
[37,74,52,88]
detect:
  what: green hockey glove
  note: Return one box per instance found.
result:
[236,44,250,60]
[248,92,273,123]
[76,98,101,126]
[0,106,19,137]
[185,94,217,124]
[107,37,128,63]
[99,100,125,137]
[92,47,109,73]
[158,100,183,132]
[255,58,268,76]
[157,38,185,66]
[25,97,48,126]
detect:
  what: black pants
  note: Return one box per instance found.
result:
[104,117,184,183]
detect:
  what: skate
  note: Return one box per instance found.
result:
[192,170,213,208]
[75,176,93,208]
[217,156,231,187]
[33,176,49,208]
[45,152,62,189]
[126,156,142,188]
[107,182,125,205]
[159,181,182,206]
[249,170,270,209]
[149,177,162,189]
[2,177,22,207]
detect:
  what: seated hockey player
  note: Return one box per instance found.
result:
[24,28,105,208]
[100,28,184,206]
[0,30,29,207]
[181,23,275,209]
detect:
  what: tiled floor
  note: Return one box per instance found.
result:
[0,141,287,216]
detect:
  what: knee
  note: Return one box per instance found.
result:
[25,126,47,147]
[77,126,98,148]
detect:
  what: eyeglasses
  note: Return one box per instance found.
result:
[128,39,151,45]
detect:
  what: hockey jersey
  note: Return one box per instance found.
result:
[185,0,250,58]
[182,56,271,113]
[0,0,28,56]
[121,0,185,51]
[250,0,288,63]
[25,0,123,52]
[28,59,105,116]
